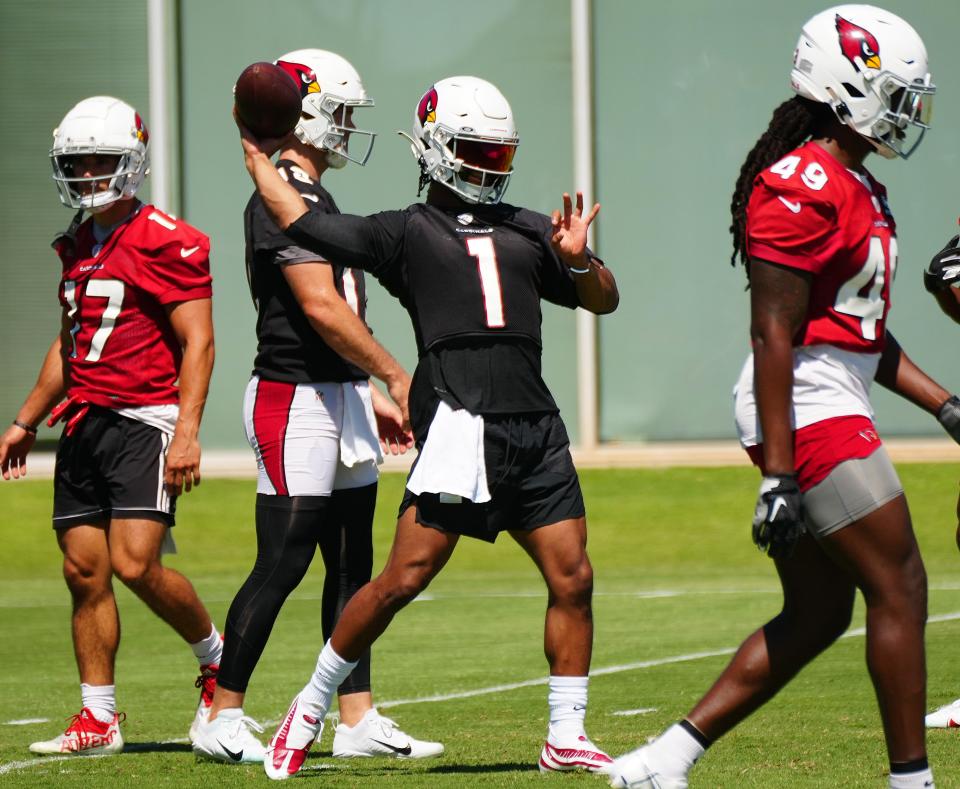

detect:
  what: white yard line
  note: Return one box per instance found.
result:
[5,611,960,774]
[3,719,49,726]
[611,708,658,716]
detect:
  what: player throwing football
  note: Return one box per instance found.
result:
[190,49,441,764]
[0,97,223,756]
[609,6,958,789]
[237,75,619,779]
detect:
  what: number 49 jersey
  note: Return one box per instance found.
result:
[55,205,213,407]
[746,141,897,353]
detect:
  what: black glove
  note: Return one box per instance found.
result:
[938,395,960,444]
[752,474,804,559]
[924,234,960,294]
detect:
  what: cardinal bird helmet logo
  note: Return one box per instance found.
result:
[276,60,320,98]
[835,14,881,72]
[134,112,149,145]
[417,87,438,126]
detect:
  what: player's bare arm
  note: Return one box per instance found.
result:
[550,191,618,314]
[283,263,411,427]
[165,297,214,495]
[875,331,952,416]
[369,384,414,456]
[749,258,811,476]
[0,313,72,480]
[236,112,308,232]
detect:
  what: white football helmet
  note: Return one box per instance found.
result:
[790,5,934,159]
[50,96,150,212]
[275,49,375,168]
[402,76,519,204]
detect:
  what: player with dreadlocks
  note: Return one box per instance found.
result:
[609,6,960,789]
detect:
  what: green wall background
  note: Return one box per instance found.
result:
[594,0,960,439]
[1,1,958,449]
[0,0,151,444]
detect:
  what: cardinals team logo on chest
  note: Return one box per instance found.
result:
[835,14,881,72]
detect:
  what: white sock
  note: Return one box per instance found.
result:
[647,723,705,779]
[300,641,357,717]
[190,624,223,667]
[889,767,934,788]
[80,683,116,724]
[548,675,588,741]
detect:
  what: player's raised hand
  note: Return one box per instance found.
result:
[234,107,293,163]
[164,432,201,496]
[0,423,36,480]
[550,191,600,268]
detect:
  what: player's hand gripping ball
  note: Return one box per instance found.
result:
[233,62,301,139]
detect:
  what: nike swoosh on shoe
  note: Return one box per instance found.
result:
[371,738,412,756]
[218,740,243,762]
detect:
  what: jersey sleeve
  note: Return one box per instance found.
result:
[285,208,407,287]
[137,223,213,305]
[746,175,838,274]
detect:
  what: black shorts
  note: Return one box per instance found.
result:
[53,406,176,529]
[399,412,584,543]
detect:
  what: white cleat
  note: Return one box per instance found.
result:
[263,693,323,780]
[29,708,125,756]
[188,663,219,742]
[538,733,613,773]
[608,745,688,789]
[926,698,960,728]
[332,708,444,759]
[191,707,266,764]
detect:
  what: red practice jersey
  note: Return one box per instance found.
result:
[746,141,897,353]
[55,204,212,407]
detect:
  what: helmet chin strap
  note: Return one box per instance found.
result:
[51,208,86,252]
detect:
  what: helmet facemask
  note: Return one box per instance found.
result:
[861,73,934,159]
[51,148,148,213]
[295,93,376,168]
[425,124,517,204]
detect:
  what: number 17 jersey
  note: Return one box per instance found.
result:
[746,140,897,353]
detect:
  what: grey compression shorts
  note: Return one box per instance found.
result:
[802,445,904,539]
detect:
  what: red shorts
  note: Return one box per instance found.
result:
[745,415,882,492]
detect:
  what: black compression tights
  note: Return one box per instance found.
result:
[217,486,376,694]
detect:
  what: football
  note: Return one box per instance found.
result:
[234,61,302,139]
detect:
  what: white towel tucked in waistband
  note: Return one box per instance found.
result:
[339,381,383,468]
[406,400,491,503]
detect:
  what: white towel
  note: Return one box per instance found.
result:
[406,400,491,503]
[339,381,383,468]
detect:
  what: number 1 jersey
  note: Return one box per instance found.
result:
[285,200,583,430]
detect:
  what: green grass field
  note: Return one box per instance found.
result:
[2,465,960,787]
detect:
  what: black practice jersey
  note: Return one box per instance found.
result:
[244,159,369,383]
[285,198,583,431]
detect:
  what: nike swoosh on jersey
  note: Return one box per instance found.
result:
[218,741,243,761]
[777,196,801,214]
[371,738,413,756]
[180,246,200,258]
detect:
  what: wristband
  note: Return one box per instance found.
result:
[13,420,37,435]
[568,264,591,275]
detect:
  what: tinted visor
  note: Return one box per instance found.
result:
[455,139,516,173]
